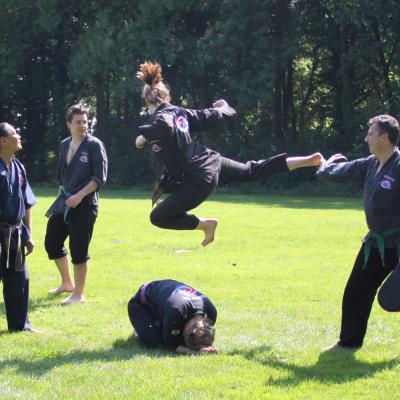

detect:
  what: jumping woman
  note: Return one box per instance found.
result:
[136,61,324,246]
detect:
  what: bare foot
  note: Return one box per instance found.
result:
[198,218,218,247]
[307,152,325,167]
[48,284,75,296]
[60,294,85,305]
[323,343,344,352]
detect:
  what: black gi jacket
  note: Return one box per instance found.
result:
[57,135,108,203]
[138,103,237,187]
[47,135,108,216]
[316,149,400,247]
[143,279,217,348]
[0,158,36,272]
[0,158,36,225]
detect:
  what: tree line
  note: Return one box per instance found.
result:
[0,0,399,185]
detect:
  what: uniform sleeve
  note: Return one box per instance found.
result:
[185,104,237,133]
[316,157,371,184]
[203,298,217,324]
[162,309,186,349]
[18,163,36,209]
[138,117,170,141]
[23,181,37,209]
[89,140,108,189]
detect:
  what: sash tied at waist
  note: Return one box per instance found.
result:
[363,227,400,268]
[0,221,23,271]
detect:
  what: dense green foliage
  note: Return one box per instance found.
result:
[1,1,399,184]
[1,189,400,399]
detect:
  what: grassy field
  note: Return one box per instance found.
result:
[0,188,399,399]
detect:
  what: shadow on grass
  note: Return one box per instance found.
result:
[33,187,362,211]
[0,296,59,319]
[105,190,362,211]
[0,334,182,377]
[229,345,399,386]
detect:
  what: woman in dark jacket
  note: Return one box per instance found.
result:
[136,62,324,246]
[128,279,217,354]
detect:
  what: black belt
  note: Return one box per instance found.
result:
[0,221,23,271]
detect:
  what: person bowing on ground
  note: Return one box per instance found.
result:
[128,279,217,354]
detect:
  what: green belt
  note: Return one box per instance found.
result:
[364,227,400,268]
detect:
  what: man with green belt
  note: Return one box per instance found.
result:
[317,114,400,350]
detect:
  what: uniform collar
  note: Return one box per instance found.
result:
[154,102,172,114]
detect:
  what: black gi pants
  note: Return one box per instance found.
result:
[338,244,398,348]
[0,240,30,331]
[45,202,98,265]
[150,153,288,230]
[128,289,163,348]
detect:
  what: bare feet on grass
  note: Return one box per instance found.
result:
[196,218,218,247]
[48,284,74,296]
[60,294,85,305]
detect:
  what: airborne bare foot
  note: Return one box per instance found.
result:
[48,284,75,296]
[200,219,218,247]
[60,294,85,305]
[307,152,325,167]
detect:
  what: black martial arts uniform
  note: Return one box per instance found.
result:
[128,279,217,349]
[45,135,108,264]
[138,103,289,230]
[317,149,400,347]
[0,158,36,331]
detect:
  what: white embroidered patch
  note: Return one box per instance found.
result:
[380,179,392,189]
[79,152,89,163]
[151,143,162,153]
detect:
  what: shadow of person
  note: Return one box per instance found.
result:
[1,296,58,318]
[228,345,399,387]
[0,334,179,378]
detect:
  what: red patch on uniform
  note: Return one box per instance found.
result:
[175,116,189,133]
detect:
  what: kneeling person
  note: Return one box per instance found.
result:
[128,279,217,354]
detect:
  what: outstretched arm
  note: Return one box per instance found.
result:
[185,99,237,132]
[316,153,370,184]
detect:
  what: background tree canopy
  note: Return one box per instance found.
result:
[0,0,399,185]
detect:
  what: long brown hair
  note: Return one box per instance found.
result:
[137,61,171,106]
[183,315,216,350]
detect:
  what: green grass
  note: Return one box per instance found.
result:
[1,188,399,399]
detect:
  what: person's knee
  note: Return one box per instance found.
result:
[44,235,66,259]
[150,209,169,228]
